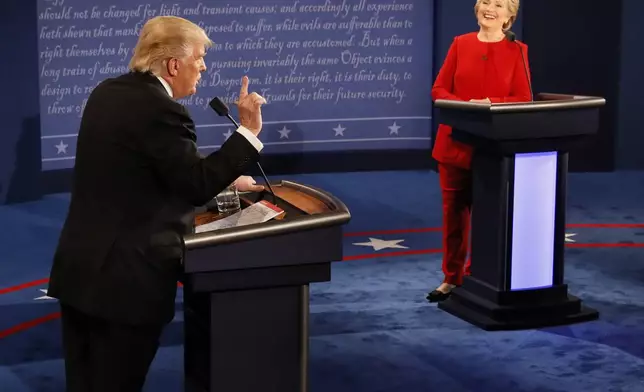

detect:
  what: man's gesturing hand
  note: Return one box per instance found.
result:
[237,76,267,136]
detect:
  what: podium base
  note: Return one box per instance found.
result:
[438,285,599,331]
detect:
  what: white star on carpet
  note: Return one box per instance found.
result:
[333,124,345,136]
[55,141,68,154]
[223,129,233,139]
[277,126,291,139]
[353,237,409,251]
[35,289,54,300]
[388,122,401,135]
[565,233,577,242]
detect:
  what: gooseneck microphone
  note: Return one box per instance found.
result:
[505,30,533,101]
[208,97,277,205]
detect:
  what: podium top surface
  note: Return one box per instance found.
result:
[434,93,606,114]
[184,180,350,250]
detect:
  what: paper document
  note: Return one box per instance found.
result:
[195,200,285,233]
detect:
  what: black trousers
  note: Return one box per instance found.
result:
[60,303,164,392]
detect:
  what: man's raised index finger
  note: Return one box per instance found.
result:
[239,75,249,98]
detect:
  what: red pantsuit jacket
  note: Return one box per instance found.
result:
[431,32,532,169]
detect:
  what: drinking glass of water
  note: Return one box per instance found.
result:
[215,183,241,214]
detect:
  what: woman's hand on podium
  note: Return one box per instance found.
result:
[470,98,491,103]
[234,175,265,192]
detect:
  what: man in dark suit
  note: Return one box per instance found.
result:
[47,16,267,392]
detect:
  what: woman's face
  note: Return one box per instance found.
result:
[476,0,511,31]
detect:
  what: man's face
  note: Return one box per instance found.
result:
[171,44,206,99]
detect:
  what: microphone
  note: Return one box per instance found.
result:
[208,97,277,205]
[505,30,533,101]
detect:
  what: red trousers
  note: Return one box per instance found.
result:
[438,163,472,285]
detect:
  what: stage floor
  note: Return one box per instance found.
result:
[1,170,644,392]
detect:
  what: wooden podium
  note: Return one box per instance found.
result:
[433,93,605,331]
[181,180,350,392]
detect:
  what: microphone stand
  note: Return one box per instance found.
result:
[224,114,277,206]
[505,30,533,101]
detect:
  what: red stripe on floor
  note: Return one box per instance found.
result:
[344,227,442,237]
[344,223,644,237]
[567,223,644,228]
[0,312,61,339]
[0,278,50,295]
[0,279,183,296]
[343,248,442,261]
[566,243,644,248]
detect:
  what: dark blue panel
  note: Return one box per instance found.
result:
[616,0,644,169]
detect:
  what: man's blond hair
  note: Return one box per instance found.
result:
[128,16,212,74]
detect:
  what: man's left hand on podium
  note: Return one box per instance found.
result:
[234,175,265,192]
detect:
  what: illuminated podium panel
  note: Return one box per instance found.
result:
[433,93,605,330]
[181,180,350,392]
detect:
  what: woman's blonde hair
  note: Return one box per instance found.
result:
[128,16,212,74]
[474,0,520,31]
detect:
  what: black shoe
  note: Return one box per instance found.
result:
[426,289,451,302]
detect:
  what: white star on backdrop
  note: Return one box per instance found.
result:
[55,141,68,154]
[333,124,345,136]
[277,126,291,139]
[565,233,577,242]
[35,289,54,300]
[353,237,409,251]
[388,122,401,135]
[223,129,233,140]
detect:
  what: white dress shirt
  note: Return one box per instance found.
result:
[155,76,263,152]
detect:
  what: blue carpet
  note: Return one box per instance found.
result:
[1,170,644,391]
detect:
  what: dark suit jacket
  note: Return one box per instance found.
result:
[48,71,259,326]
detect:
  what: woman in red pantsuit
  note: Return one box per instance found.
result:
[427,0,531,302]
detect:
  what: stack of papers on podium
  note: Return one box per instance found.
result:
[195,200,284,233]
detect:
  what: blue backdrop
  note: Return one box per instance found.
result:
[4,0,640,204]
[37,0,434,171]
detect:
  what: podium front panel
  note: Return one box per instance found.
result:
[471,150,567,292]
[509,151,558,290]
